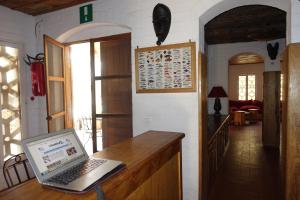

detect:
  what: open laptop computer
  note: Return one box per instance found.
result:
[22,128,124,192]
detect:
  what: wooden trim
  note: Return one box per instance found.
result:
[90,41,97,153]
[135,42,196,93]
[94,75,131,80]
[50,111,65,119]
[48,76,64,81]
[91,33,131,43]
[44,35,65,49]
[179,142,183,200]
[198,51,208,200]
[64,39,90,46]
[95,113,131,118]
[44,35,51,131]
[64,46,73,128]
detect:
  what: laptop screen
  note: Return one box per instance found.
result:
[26,131,84,176]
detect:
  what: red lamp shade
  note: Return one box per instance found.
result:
[208,86,228,98]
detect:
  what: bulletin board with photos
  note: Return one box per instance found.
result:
[135,42,196,93]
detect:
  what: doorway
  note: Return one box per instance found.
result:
[199,5,286,200]
[69,42,98,155]
[61,33,132,155]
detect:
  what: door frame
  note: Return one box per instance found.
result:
[198,51,208,200]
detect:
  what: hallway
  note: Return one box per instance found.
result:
[209,122,281,200]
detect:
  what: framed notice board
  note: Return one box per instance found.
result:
[135,42,196,93]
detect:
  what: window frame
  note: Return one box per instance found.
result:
[238,74,256,100]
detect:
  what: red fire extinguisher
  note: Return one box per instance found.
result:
[30,62,46,96]
[24,53,46,98]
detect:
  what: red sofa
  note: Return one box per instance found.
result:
[229,100,263,114]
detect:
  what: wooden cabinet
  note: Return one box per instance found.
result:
[206,115,230,193]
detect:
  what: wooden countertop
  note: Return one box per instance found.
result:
[207,115,230,142]
[0,131,184,200]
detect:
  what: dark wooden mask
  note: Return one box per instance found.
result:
[152,3,171,45]
[267,42,279,60]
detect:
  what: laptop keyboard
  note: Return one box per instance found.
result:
[47,159,107,185]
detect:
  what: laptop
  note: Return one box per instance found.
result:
[22,128,124,192]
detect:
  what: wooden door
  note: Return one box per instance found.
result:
[44,35,72,132]
[262,71,280,148]
[91,33,132,152]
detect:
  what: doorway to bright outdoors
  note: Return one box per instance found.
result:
[69,42,98,155]
[68,33,133,155]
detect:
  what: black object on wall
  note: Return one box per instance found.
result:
[267,42,279,60]
[152,3,171,46]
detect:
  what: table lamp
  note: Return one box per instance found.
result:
[208,86,228,116]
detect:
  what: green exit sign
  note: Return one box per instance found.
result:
[80,4,93,24]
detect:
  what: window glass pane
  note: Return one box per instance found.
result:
[95,80,102,114]
[49,81,64,114]
[49,116,65,132]
[238,76,247,100]
[96,117,103,152]
[47,42,63,77]
[247,75,256,100]
[94,42,101,77]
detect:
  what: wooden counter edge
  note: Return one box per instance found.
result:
[100,130,185,199]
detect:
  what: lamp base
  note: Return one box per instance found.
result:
[214,97,222,116]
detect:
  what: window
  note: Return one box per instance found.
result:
[238,75,256,100]
[0,45,22,161]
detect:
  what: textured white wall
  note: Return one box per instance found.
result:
[35,1,200,199]
[291,0,300,42]
[207,39,286,114]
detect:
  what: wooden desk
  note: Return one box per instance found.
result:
[0,131,185,200]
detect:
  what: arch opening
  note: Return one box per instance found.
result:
[56,22,132,43]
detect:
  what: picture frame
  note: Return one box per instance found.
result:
[135,42,196,93]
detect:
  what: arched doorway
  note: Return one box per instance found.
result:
[198,4,286,200]
[47,23,133,154]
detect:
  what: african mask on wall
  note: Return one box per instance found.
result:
[152,3,171,45]
[267,42,279,60]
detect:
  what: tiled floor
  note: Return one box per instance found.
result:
[209,122,282,200]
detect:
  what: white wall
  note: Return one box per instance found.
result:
[207,39,286,114]
[34,1,200,199]
[0,5,36,190]
[291,0,300,42]
[0,0,297,197]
